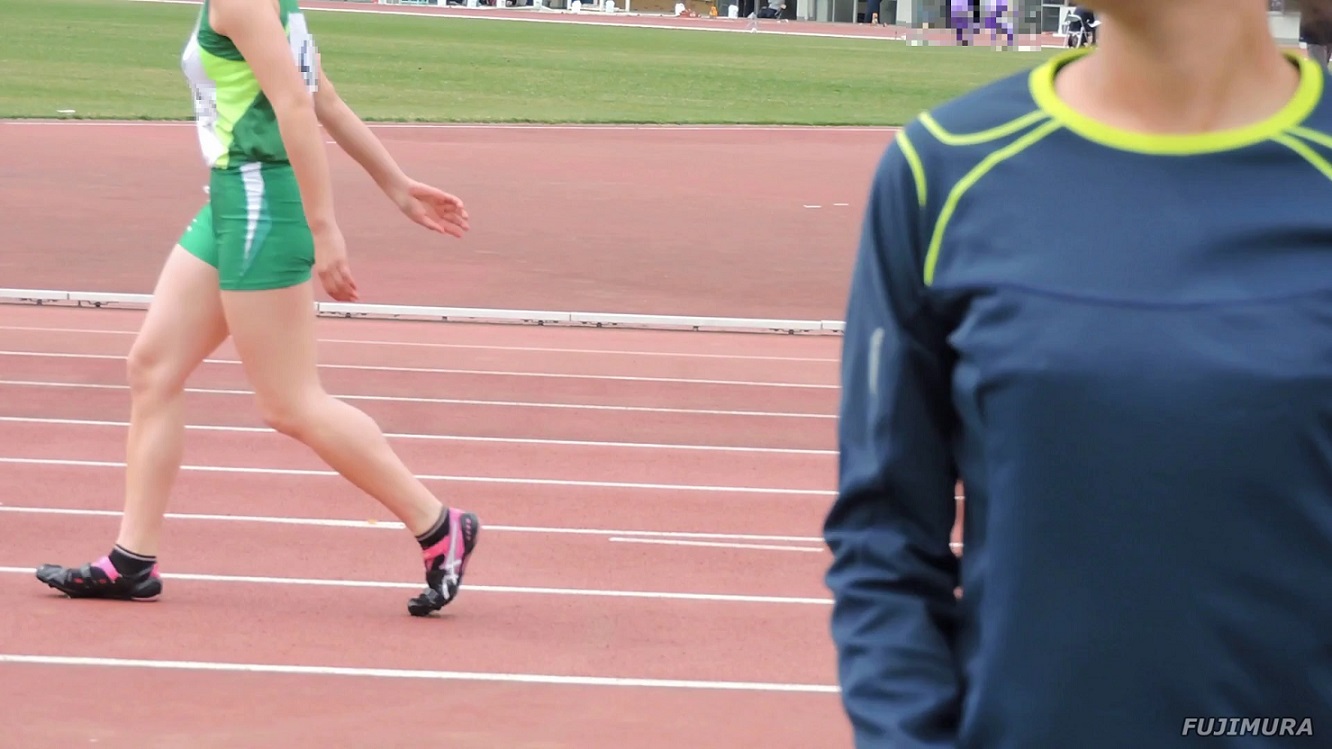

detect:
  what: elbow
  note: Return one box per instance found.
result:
[312,86,345,124]
[270,91,319,123]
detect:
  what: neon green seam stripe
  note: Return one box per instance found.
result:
[923,119,1063,287]
[1289,126,1332,151]
[1029,48,1322,155]
[918,110,1050,147]
[1273,133,1332,183]
[895,132,927,207]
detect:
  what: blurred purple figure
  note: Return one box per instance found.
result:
[983,0,1015,47]
[953,0,1015,48]
[951,0,977,45]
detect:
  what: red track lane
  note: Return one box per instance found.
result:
[0,122,881,319]
[291,0,1066,47]
[0,465,829,539]
[0,381,839,450]
[0,309,852,743]
[1,422,831,495]
[0,327,839,385]
[0,305,845,360]
[4,510,829,606]
[2,549,832,685]
[0,354,840,420]
[0,664,851,749]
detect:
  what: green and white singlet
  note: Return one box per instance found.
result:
[175,0,321,290]
[182,0,319,169]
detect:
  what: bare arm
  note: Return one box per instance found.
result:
[312,65,470,239]
[210,0,336,234]
[313,67,409,197]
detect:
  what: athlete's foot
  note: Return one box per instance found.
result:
[35,556,162,601]
[407,508,480,617]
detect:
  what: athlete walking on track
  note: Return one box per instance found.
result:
[825,0,1331,746]
[35,0,480,617]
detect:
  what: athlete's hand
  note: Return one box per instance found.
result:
[391,178,469,238]
[313,223,359,302]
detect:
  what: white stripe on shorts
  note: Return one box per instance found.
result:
[239,162,265,276]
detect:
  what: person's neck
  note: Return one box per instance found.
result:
[1056,2,1301,134]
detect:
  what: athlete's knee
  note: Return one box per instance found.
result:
[255,391,323,439]
[126,341,189,402]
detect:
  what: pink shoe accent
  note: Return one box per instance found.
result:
[421,508,462,564]
[92,556,121,582]
[421,535,452,563]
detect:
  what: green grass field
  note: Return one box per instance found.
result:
[0,0,1056,124]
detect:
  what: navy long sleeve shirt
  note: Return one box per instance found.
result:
[825,48,1332,748]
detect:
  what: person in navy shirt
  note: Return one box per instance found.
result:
[824,1,1332,747]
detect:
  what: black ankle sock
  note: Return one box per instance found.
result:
[415,508,451,550]
[108,544,156,576]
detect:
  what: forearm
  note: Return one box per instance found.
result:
[275,98,337,233]
[316,89,407,194]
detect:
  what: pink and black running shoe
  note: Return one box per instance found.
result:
[35,557,162,601]
[408,508,480,617]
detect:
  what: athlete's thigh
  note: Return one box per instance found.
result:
[220,281,322,408]
[209,163,315,293]
[208,160,321,402]
[178,199,219,269]
[129,221,229,382]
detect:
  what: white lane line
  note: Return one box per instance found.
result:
[0,350,837,390]
[0,654,840,694]
[0,506,825,544]
[0,379,835,420]
[2,567,831,606]
[608,538,823,553]
[0,416,835,456]
[0,325,839,364]
[0,457,834,496]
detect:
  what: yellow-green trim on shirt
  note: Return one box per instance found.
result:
[1029,48,1323,155]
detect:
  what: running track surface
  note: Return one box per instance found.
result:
[1,0,1066,319]
[0,10,947,738]
[0,120,894,321]
[0,302,855,748]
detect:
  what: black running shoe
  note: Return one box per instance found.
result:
[35,556,162,601]
[408,508,480,617]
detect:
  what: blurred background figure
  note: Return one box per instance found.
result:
[983,0,1015,48]
[951,0,1014,48]
[951,0,979,45]
[1302,0,1332,67]
[1063,2,1099,48]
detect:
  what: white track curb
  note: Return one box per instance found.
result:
[0,289,846,335]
